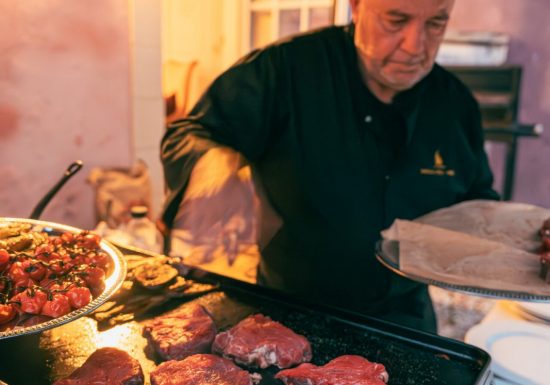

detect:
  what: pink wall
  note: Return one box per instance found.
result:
[449,0,550,207]
[0,2,133,228]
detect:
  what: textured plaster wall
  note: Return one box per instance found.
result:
[449,0,550,207]
[0,2,132,228]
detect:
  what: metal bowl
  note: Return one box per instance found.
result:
[0,218,127,340]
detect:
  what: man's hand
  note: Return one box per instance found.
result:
[173,148,257,265]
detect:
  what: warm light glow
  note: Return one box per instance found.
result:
[95,323,137,348]
[162,60,198,118]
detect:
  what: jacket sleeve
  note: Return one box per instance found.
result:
[460,90,501,202]
[160,46,286,229]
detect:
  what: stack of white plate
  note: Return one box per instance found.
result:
[465,319,550,385]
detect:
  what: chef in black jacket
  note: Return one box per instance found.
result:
[160,0,499,333]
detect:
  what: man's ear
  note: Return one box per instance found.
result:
[349,0,361,23]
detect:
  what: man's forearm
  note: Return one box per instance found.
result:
[184,147,247,201]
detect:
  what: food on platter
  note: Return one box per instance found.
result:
[212,313,312,369]
[142,303,216,361]
[0,227,111,330]
[150,354,260,385]
[52,347,144,385]
[275,355,389,385]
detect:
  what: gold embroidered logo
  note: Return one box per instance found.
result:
[420,150,455,176]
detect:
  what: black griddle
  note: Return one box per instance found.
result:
[0,248,493,385]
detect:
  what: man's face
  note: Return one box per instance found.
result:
[350,0,454,94]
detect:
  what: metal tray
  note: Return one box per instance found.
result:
[0,218,127,340]
[376,239,550,302]
[0,247,492,385]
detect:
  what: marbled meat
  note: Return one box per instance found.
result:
[52,347,144,385]
[150,353,260,385]
[275,355,389,385]
[212,313,312,368]
[142,303,216,361]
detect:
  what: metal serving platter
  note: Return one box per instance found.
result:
[0,218,127,340]
[376,239,550,302]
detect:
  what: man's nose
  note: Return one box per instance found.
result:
[400,24,426,56]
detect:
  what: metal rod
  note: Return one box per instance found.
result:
[29,160,84,220]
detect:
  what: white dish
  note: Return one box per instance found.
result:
[517,302,550,322]
[465,320,550,385]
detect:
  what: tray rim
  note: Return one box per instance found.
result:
[0,217,127,340]
[375,239,550,302]
[183,265,493,385]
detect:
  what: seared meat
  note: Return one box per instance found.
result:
[275,355,389,385]
[52,347,144,385]
[142,303,216,361]
[150,354,259,385]
[212,313,312,369]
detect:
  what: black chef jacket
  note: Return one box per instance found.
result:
[161,25,500,333]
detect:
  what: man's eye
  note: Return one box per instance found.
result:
[427,20,447,34]
[385,18,407,30]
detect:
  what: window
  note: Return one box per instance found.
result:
[244,0,336,51]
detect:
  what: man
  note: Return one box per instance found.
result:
[160,0,499,333]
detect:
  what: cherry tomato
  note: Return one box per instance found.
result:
[39,277,58,290]
[13,277,37,294]
[41,294,71,318]
[50,237,63,247]
[0,249,10,270]
[66,286,92,309]
[542,235,550,251]
[8,261,30,282]
[48,257,70,275]
[82,266,105,288]
[47,283,67,293]
[0,304,17,324]
[79,233,101,250]
[26,261,47,281]
[34,244,53,258]
[16,289,48,315]
[60,232,75,245]
[85,252,109,270]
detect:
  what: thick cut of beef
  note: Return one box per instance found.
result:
[53,347,144,385]
[142,303,216,361]
[275,355,389,385]
[150,353,259,385]
[212,313,312,368]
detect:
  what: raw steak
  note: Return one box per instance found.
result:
[142,303,216,361]
[150,353,259,385]
[212,313,311,368]
[53,347,144,385]
[275,355,389,385]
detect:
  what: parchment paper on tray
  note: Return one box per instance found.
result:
[415,200,550,252]
[381,200,550,296]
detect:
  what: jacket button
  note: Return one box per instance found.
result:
[364,115,373,123]
[385,175,390,180]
